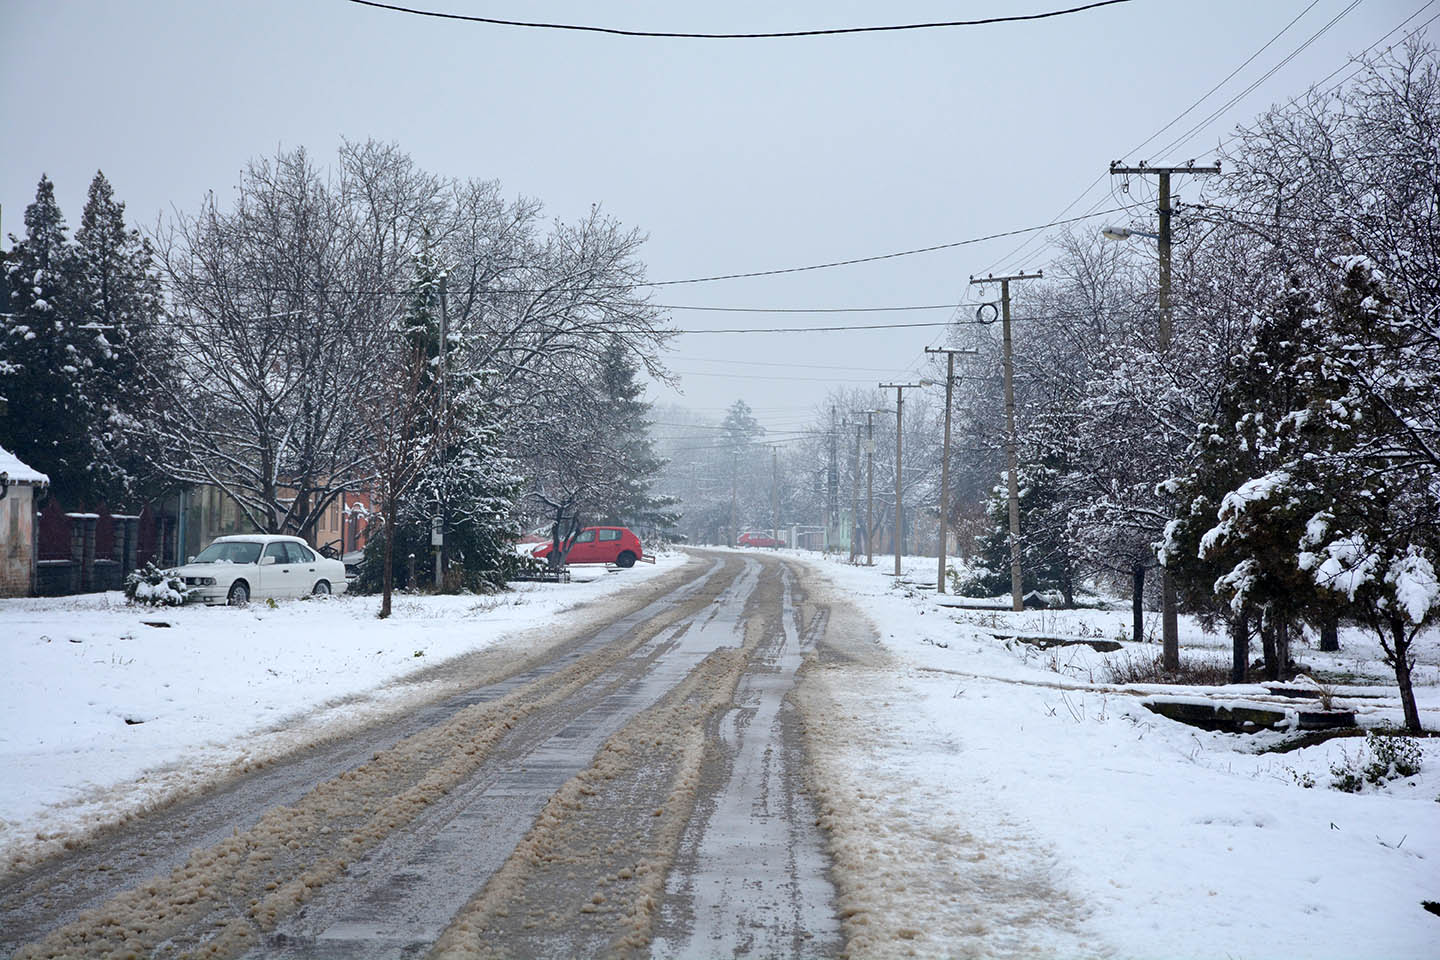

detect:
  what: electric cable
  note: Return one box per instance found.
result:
[343,0,1135,39]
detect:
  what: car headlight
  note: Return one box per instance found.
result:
[200,577,216,586]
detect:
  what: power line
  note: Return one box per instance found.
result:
[1145,0,1366,163]
[981,0,1352,275]
[344,0,1135,39]
[673,320,962,335]
[147,203,1146,301]
[1201,2,1440,160]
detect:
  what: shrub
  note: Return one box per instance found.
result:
[124,562,190,607]
[1330,730,1423,792]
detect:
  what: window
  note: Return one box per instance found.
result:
[597,529,621,542]
[264,543,288,564]
[286,543,316,563]
[575,530,595,543]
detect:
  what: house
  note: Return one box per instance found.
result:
[0,446,49,597]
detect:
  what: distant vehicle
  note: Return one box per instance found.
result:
[737,531,784,548]
[532,526,643,568]
[172,535,349,605]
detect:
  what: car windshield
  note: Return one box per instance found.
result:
[192,541,262,565]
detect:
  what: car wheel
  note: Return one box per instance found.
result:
[312,580,331,596]
[227,581,250,606]
[616,551,637,568]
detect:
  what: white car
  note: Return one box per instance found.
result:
[173,534,349,605]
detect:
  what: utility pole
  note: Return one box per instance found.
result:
[434,271,449,590]
[771,447,780,548]
[925,347,979,594]
[827,406,838,548]
[1110,160,1221,669]
[880,383,926,578]
[865,411,877,566]
[969,271,1042,612]
[730,449,738,548]
[850,420,863,563]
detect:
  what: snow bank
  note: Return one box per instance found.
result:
[797,552,1439,959]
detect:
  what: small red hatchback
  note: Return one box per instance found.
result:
[533,526,644,567]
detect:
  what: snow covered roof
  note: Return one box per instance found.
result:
[0,446,49,485]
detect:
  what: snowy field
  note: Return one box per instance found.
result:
[0,555,684,872]
[793,549,1440,959]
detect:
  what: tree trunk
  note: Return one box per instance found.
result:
[1390,616,1422,733]
[1319,613,1339,652]
[1132,563,1145,644]
[1230,611,1248,684]
[1260,620,1279,682]
[379,500,397,619]
[1276,618,1291,679]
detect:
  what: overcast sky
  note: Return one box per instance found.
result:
[3,0,1425,435]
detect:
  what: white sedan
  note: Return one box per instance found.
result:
[173,534,349,605]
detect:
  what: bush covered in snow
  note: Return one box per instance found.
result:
[1329,731,1423,793]
[123,562,190,607]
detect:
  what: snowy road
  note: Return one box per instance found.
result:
[1,552,843,958]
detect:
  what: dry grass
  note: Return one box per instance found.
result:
[1103,649,1232,686]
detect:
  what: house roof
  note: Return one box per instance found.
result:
[0,446,49,485]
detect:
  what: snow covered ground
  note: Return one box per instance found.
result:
[793,549,1440,959]
[0,555,684,872]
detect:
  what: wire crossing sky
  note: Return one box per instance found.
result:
[343,0,1136,40]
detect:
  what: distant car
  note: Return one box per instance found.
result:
[172,534,349,605]
[737,531,784,548]
[531,526,643,568]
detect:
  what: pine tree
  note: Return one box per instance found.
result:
[0,176,94,503]
[596,335,678,536]
[72,171,169,503]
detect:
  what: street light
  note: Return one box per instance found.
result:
[1101,225,1159,241]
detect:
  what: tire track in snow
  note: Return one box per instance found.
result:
[6,557,744,959]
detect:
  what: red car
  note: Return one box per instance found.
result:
[532,526,644,567]
[737,531,784,548]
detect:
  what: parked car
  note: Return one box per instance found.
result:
[737,531,784,548]
[531,526,643,567]
[172,534,349,605]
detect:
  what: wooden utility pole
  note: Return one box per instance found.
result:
[969,271,1042,612]
[865,410,877,566]
[771,447,780,548]
[827,406,839,548]
[1110,160,1221,668]
[926,347,979,594]
[850,421,863,562]
[729,449,738,548]
[880,383,927,578]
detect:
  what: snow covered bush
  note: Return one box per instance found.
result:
[123,562,190,606]
[1329,731,1424,793]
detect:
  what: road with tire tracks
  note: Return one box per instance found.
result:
[1,551,847,959]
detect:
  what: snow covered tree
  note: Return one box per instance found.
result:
[1,176,94,503]
[594,335,678,537]
[71,171,171,502]
[957,461,1076,603]
[361,254,445,618]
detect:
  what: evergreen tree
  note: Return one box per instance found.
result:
[72,171,170,503]
[0,175,93,503]
[1165,276,1341,681]
[596,335,678,536]
[957,461,1076,603]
